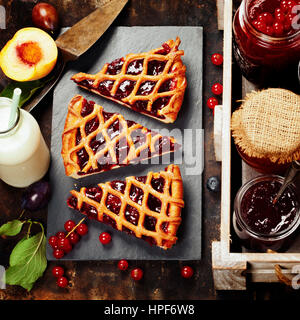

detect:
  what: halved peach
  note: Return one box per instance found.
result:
[0,27,58,81]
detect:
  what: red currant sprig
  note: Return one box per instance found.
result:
[49,217,88,259]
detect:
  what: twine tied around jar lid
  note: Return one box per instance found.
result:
[231,88,300,164]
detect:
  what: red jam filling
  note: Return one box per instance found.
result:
[106,58,124,75]
[89,133,106,154]
[147,60,167,75]
[80,202,98,220]
[115,80,136,99]
[129,185,144,205]
[103,213,117,229]
[85,116,99,135]
[102,110,114,122]
[158,79,176,93]
[147,194,162,213]
[76,148,89,170]
[152,96,171,113]
[125,205,140,225]
[115,137,130,163]
[98,80,114,96]
[126,59,144,75]
[67,195,78,209]
[107,119,123,140]
[151,177,165,193]
[81,100,95,117]
[161,222,169,233]
[85,186,103,203]
[136,176,147,184]
[130,129,147,148]
[110,180,126,193]
[144,215,157,231]
[106,193,122,215]
[137,81,156,95]
[155,43,171,55]
[76,128,82,145]
[241,180,299,235]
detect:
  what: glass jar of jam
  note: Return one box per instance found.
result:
[233,175,300,252]
[233,0,300,85]
[231,88,300,174]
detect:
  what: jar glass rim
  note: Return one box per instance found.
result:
[234,174,300,241]
[0,97,21,135]
[241,0,300,43]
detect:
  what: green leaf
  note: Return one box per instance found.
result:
[6,231,47,291]
[0,77,53,107]
[0,220,24,236]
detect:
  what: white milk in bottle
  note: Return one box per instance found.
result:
[0,97,50,187]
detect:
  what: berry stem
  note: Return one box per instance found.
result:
[65,217,86,238]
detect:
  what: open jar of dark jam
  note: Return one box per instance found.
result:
[233,0,300,85]
[233,175,300,252]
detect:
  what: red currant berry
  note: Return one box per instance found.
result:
[287,0,296,12]
[99,232,112,245]
[280,0,290,12]
[57,237,72,251]
[211,53,223,66]
[69,232,80,245]
[211,83,223,95]
[64,220,76,232]
[56,276,68,288]
[181,266,194,279]
[258,12,273,25]
[131,268,143,281]
[274,11,286,23]
[48,236,58,249]
[118,259,129,271]
[77,223,88,236]
[53,248,64,259]
[265,25,274,36]
[273,21,284,36]
[207,97,218,109]
[56,231,66,239]
[52,266,64,278]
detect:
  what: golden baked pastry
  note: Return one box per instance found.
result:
[67,164,184,249]
[71,38,187,123]
[61,95,180,178]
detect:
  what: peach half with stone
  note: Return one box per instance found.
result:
[0,27,58,81]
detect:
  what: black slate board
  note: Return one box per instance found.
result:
[47,26,203,260]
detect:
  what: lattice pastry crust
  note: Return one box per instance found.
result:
[61,95,180,178]
[71,37,187,123]
[67,164,184,249]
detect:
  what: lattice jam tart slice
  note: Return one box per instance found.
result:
[61,95,180,178]
[71,37,187,123]
[67,164,184,249]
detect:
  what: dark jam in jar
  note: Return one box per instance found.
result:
[233,175,300,252]
[233,0,300,85]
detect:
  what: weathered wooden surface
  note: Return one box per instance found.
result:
[0,0,299,300]
[0,0,223,300]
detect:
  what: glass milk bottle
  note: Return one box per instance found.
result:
[0,97,50,188]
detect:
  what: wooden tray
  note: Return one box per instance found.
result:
[212,0,300,290]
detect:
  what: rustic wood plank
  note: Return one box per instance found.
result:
[216,0,224,30]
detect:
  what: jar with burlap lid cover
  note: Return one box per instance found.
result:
[231,88,300,174]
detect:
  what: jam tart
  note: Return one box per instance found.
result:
[71,37,187,123]
[61,95,180,178]
[67,164,184,249]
